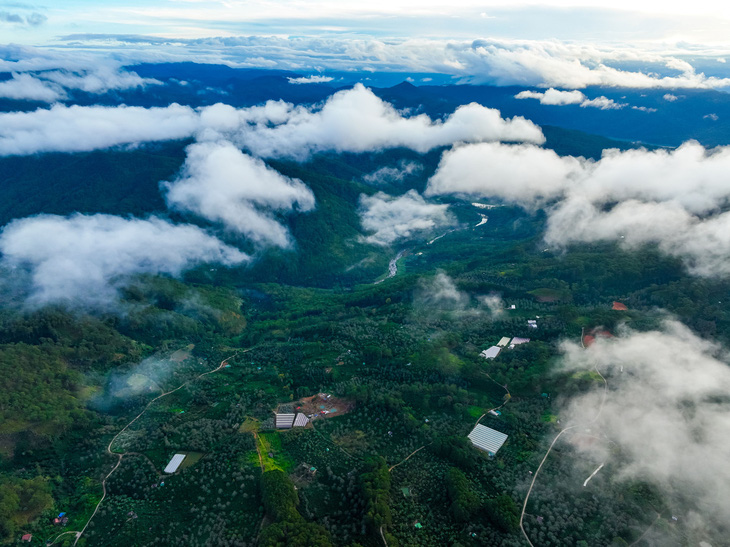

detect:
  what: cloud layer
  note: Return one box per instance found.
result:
[225,84,544,159]
[287,75,334,84]
[163,141,315,248]
[362,160,423,185]
[0,10,45,27]
[0,45,160,102]
[426,142,582,205]
[45,35,730,91]
[516,88,586,105]
[0,73,63,102]
[359,190,454,245]
[427,141,730,277]
[558,320,730,532]
[516,88,626,109]
[0,103,200,155]
[0,214,248,307]
[0,84,543,158]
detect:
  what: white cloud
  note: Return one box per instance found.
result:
[0,103,200,156]
[429,141,730,213]
[0,214,249,308]
[0,73,64,102]
[227,84,544,159]
[0,85,542,157]
[454,39,730,89]
[362,160,423,185]
[704,113,719,121]
[413,271,503,319]
[515,88,586,105]
[516,88,626,109]
[9,37,730,92]
[480,293,504,318]
[631,105,657,112]
[425,142,581,207]
[287,75,334,84]
[545,199,730,277]
[663,93,679,101]
[427,141,730,276]
[581,96,626,109]
[0,46,160,100]
[558,320,730,532]
[415,271,471,311]
[0,10,45,27]
[163,141,315,248]
[38,66,161,94]
[359,189,454,245]
[578,142,730,214]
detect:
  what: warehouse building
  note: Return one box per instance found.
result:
[468,424,508,456]
[275,413,296,429]
[480,346,501,359]
[164,453,187,473]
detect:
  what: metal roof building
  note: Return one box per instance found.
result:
[293,413,309,427]
[164,453,186,473]
[497,337,511,347]
[275,413,296,429]
[468,424,508,456]
[480,346,501,359]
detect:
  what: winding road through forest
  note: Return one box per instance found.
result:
[70,351,244,546]
[519,350,609,547]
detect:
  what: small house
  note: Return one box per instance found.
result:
[497,337,511,347]
[480,346,501,359]
[21,534,32,542]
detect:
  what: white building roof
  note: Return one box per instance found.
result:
[497,337,511,347]
[293,413,309,427]
[164,453,186,473]
[511,337,530,345]
[480,346,501,359]
[275,413,295,429]
[468,424,508,455]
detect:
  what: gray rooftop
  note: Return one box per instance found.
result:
[468,424,508,455]
[275,413,295,429]
[480,346,501,359]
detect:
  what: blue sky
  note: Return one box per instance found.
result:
[1,1,730,90]
[2,1,730,44]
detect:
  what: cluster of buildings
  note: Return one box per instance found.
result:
[479,336,531,360]
[275,412,310,429]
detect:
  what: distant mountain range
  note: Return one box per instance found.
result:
[2,62,728,147]
[114,63,730,147]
